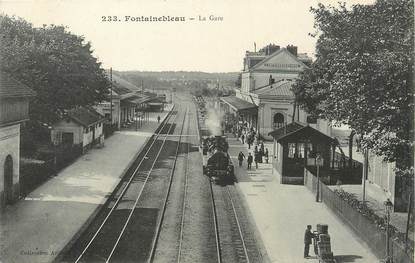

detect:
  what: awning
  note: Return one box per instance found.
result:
[220,96,257,113]
[269,122,335,143]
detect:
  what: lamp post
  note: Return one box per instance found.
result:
[316,153,322,202]
[384,198,393,263]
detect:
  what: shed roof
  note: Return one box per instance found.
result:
[220,96,257,111]
[0,73,36,98]
[268,122,305,139]
[269,122,334,143]
[67,107,105,127]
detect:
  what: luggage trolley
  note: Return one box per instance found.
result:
[313,224,337,263]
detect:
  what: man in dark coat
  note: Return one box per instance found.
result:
[304,225,315,258]
[264,148,269,163]
[238,151,245,167]
[247,153,253,170]
[254,151,261,168]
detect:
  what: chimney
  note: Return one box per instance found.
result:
[268,44,280,55]
[286,45,298,56]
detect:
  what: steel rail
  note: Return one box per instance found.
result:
[226,186,250,263]
[209,179,223,263]
[105,107,182,263]
[74,107,177,263]
[147,107,189,263]
[176,109,190,263]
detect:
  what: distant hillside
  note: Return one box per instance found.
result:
[118,71,239,81]
[114,71,240,92]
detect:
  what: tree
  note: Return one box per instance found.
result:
[0,15,109,124]
[293,0,414,176]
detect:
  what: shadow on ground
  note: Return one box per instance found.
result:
[334,254,363,262]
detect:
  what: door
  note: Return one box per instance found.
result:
[4,155,13,205]
[62,132,74,145]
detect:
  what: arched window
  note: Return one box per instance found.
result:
[273,113,284,129]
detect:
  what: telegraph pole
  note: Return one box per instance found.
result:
[110,67,113,125]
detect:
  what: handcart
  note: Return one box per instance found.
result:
[313,224,337,263]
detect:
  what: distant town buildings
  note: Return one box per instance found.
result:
[0,73,36,208]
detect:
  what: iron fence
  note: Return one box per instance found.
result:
[304,168,414,263]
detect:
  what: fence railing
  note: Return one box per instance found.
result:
[304,168,414,263]
[332,151,362,170]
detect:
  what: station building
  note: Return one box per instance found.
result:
[0,73,36,208]
[220,44,331,140]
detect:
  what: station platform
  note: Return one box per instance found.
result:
[0,105,173,263]
[226,134,379,263]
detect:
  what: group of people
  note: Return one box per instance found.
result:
[237,141,269,170]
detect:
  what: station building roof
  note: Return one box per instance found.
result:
[253,80,295,99]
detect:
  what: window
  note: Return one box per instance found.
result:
[288,143,296,158]
[297,143,305,158]
[273,113,284,129]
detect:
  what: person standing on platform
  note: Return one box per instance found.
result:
[238,151,245,167]
[304,225,315,258]
[247,153,253,170]
[241,133,245,144]
[157,115,161,123]
[264,148,269,163]
[254,151,261,168]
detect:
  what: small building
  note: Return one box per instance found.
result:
[269,122,349,185]
[0,73,36,208]
[51,107,105,152]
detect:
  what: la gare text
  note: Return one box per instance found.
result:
[101,15,224,22]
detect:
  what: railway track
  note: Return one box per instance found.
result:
[194,95,264,263]
[63,105,192,263]
[151,98,218,263]
[147,107,189,262]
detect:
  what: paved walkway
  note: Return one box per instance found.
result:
[227,134,379,263]
[0,106,173,263]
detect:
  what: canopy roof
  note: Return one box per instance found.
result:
[220,96,257,112]
[269,122,335,143]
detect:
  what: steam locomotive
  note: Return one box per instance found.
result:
[202,135,234,183]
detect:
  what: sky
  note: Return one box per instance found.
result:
[0,0,374,72]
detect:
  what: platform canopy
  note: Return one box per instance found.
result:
[269,122,335,144]
[220,96,257,114]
